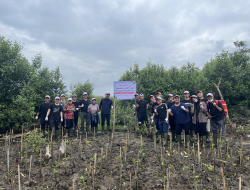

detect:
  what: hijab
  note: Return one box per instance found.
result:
[92,100,96,105]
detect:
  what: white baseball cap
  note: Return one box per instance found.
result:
[45,95,50,98]
[206,93,213,97]
[83,92,88,95]
[55,97,60,100]
[105,91,110,95]
[68,98,72,101]
[184,91,189,94]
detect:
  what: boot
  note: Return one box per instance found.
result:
[171,130,176,142]
[81,125,84,133]
[202,136,206,147]
[176,135,182,145]
[48,130,51,140]
[42,129,45,137]
[91,127,94,134]
[107,125,110,134]
[213,135,218,147]
[206,132,210,143]
[86,126,89,134]
[68,128,72,136]
[190,130,194,142]
[220,136,225,148]
[164,133,168,145]
[185,135,190,146]
[64,129,69,137]
[55,130,59,139]
[102,125,104,134]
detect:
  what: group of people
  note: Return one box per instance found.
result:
[135,91,226,147]
[35,92,113,138]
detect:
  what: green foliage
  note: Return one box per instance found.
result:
[70,80,94,100]
[24,129,47,153]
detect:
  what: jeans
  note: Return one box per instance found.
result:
[49,119,60,131]
[211,118,225,136]
[154,118,160,130]
[80,112,90,127]
[176,122,190,135]
[101,114,110,126]
[91,114,99,128]
[159,120,168,134]
[74,112,79,127]
[193,122,207,137]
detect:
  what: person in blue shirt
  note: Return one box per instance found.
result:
[169,95,190,145]
[100,92,113,134]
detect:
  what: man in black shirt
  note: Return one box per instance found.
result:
[155,97,169,144]
[206,93,225,147]
[167,94,176,141]
[79,92,90,133]
[149,95,160,135]
[181,91,194,142]
[36,95,51,136]
[156,92,167,103]
[45,97,63,139]
[136,94,149,126]
[100,91,113,134]
[196,90,210,142]
[72,94,80,136]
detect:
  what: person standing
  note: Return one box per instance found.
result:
[35,95,51,136]
[149,95,160,136]
[169,95,190,145]
[156,92,167,103]
[133,93,140,115]
[155,97,169,144]
[167,94,176,141]
[190,95,208,146]
[181,91,194,142]
[135,94,149,126]
[63,98,75,136]
[59,94,66,128]
[72,94,80,136]
[196,90,210,142]
[206,93,225,147]
[88,98,100,134]
[100,92,113,134]
[79,92,90,133]
[45,97,63,139]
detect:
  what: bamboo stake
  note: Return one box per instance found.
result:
[193,143,196,163]
[93,153,97,189]
[86,132,87,151]
[73,178,75,190]
[28,156,32,186]
[184,134,185,147]
[113,99,116,133]
[239,176,241,190]
[167,168,169,190]
[154,130,156,151]
[43,172,45,190]
[125,135,127,163]
[21,134,23,164]
[198,133,200,167]
[18,165,21,190]
[106,143,108,161]
[62,126,63,140]
[64,139,66,158]
[130,173,132,190]
[51,141,54,165]
[109,171,112,190]
[221,167,226,190]
[94,127,95,139]
[40,149,42,176]
[140,134,142,148]
[170,133,172,155]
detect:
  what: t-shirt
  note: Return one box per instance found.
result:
[181,99,193,118]
[207,100,224,121]
[171,102,190,124]
[137,100,148,114]
[152,102,158,119]
[63,104,75,119]
[72,101,80,113]
[38,102,51,116]
[59,101,66,108]
[79,99,90,112]
[100,98,113,114]
[49,104,63,120]
[162,99,167,104]
[156,103,168,121]
[88,104,99,114]
[200,98,208,103]
[167,101,175,119]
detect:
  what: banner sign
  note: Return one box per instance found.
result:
[114,81,136,100]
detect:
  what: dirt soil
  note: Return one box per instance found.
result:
[0,128,250,190]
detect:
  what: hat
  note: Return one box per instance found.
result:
[174,95,180,98]
[72,94,77,97]
[190,95,198,99]
[196,90,203,94]
[155,92,162,95]
[184,91,189,94]
[68,98,72,101]
[105,91,110,95]
[149,95,154,99]
[61,94,65,97]
[140,93,144,96]
[83,92,88,95]
[45,95,50,98]
[206,93,213,97]
[55,97,60,100]
[134,93,139,96]
[92,98,96,101]
[167,94,173,97]
[156,97,162,100]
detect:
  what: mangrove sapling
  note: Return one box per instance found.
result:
[79,176,87,188]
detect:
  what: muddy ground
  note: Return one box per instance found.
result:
[0,127,250,190]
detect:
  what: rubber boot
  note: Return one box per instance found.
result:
[48,130,51,140]
[213,135,218,147]
[206,132,210,143]
[202,136,206,147]
[185,135,190,146]
[91,127,94,134]
[107,125,110,134]
[171,130,176,142]
[164,133,168,145]
[42,129,45,137]
[176,135,182,145]
[190,130,194,142]
[102,125,104,134]
[55,130,59,139]
[68,128,72,136]
[220,136,225,148]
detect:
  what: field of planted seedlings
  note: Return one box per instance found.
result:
[0,125,250,190]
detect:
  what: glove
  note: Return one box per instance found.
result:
[181,106,185,110]
[98,112,101,115]
[111,106,113,109]
[168,109,171,113]
[61,118,63,122]
[81,104,84,107]
[133,104,136,108]
[200,102,203,108]
[45,117,48,121]
[76,108,79,110]
[151,119,154,123]
[154,109,157,113]
[190,104,194,108]
[35,116,38,120]
[165,118,168,122]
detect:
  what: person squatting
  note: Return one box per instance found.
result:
[135,90,226,147]
[35,92,113,139]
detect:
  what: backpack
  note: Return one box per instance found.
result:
[206,100,227,116]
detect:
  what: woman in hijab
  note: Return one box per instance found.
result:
[88,98,100,134]
[190,95,208,146]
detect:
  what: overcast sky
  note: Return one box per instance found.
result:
[1,0,249,95]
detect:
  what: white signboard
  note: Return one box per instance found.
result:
[114,81,136,100]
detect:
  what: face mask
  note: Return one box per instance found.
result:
[208,99,213,102]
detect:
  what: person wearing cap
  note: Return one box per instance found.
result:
[100,92,113,134]
[45,97,63,139]
[155,97,169,144]
[72,95,80,136]
[190,95,208,146]
[196,90,210,143]
[149,95,160,136]
[59,94,66,127]
[181,91,194,142]
[63,98,76,136]
[133,93,140,116]
[79,92,90,133]
[206,93,225,147]
[156,92,167,103]
[167,94,176,141]
[35,95,51,136]
[136,94,149,127]
[88,98,100,134]
[169,95,190,145]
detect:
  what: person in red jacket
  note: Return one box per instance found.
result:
[63,98,75,136]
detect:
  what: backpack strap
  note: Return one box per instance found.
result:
[216,100,219,106]
[206,101,209,106]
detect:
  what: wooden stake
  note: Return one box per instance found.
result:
[170,133,172,154]
[40,149,42,176]
[62,126,63,140]
[239,176,241,190]
[221,167,226,190]
[125,136,127,163]
[106,143,108,161]
[113,99,116,133]
[198,133,200,167]
[21,134,23,164]
[86,132,87,151]
[109,171,112,190]
[140,134,142,148]
[130,173,132,190]
[94,127,95,139]
[28,156,32,186]
[73,178,75,190]
[18,165,21,190]
[93,153,97,189]
[64,139,66,158]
